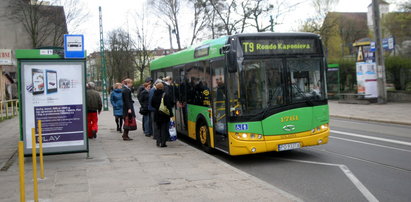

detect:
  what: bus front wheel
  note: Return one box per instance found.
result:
[197,123,212,153]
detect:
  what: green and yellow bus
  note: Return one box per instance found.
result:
[150,32,329,155]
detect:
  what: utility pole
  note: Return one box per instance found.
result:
[99,6,109,111]
[372,0,387,104]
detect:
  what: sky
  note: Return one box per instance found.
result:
[68,0,402,55]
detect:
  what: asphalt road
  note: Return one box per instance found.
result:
[133,99,411,202]
[213,118,411,202]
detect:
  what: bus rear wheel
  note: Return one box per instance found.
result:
[197,123,212,153]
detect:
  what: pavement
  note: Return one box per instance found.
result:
[328,100,411,125]
[0,100,410,202]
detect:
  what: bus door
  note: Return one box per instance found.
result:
[173,65,187,135]
[211,59,228,151]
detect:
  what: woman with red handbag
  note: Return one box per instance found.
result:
[121,78,136,141]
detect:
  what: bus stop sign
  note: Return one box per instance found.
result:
[64,34,85,59]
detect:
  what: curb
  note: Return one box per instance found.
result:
[330,115,411,126]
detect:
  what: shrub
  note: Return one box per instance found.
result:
[385,56,411,90]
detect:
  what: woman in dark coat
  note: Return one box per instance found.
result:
[151,82,173,147]
[121,78,135,141]
[110,83,123,132]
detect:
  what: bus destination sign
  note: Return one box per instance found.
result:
[241,39,317,55]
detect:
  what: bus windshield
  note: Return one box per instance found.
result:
[230,58,325,117]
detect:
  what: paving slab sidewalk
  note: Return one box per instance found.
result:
[0,110,300,202]
[328,100,411,125]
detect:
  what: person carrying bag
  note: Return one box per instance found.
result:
[121,78,136,141]
[151,82,173,147]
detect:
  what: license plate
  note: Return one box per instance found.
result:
[278,143,301,151]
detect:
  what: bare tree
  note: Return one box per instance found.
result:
[188,0,210,45]
[106,29,135,87]
[51,0,90,33]
[299,0,339,55]
[398,0,411,11]
[300,0,339,33]
[6,0,67,48]
[150,0,183,50]
[133,10,155,83]
[208,0,242,35]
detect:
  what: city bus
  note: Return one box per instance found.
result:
[150,32,329,156]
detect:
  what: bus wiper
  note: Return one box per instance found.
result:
[292,85,314,106]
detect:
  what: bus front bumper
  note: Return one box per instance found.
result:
[228,129,329,156]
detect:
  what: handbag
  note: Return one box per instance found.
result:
[139,107,148,115]
[169,119,177,141]
[159,93,170,116]
[123,115,137,131]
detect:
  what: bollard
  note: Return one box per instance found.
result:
[38,120,44,179]
[18,141,25,202]
[11,101,14,117]
[0,102,3,120]
[31,128,39,202]
[6,101,9,118]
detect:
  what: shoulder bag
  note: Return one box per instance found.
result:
[159,93,170,116]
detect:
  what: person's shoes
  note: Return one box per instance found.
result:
[156,142,160,147]
[122,135,133,141]
[145,134,152,137]
[160,144,167,147]
[92,131,97,138]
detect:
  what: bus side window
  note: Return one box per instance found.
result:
[198,61,211,107]
[185,63,197,105]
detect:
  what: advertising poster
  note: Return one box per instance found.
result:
[356,63,366,94]
[356,62,378,98]
[22,61,86,154]
[364,63,378,98]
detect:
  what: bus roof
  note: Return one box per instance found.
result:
[150,36,229,71]
[149,32,320,71]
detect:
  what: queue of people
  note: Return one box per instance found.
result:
[103,76,175,147]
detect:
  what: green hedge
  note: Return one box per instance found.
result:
[385,56,411,90]
[328,56,411,92]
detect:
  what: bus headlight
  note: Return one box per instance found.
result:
[313,124,329,134]
[232,132,264,141]
[242,133,248,138]
[321,124,329,130]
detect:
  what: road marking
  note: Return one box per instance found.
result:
[330,136,411,153]
[331,130,411,147]
[283,158,379,202]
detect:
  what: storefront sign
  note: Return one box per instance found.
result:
[0,49,12,65]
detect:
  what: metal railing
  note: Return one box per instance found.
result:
[0,99,19,120]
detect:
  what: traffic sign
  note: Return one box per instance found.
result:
[370,42,375,52]
[64,34,85,59]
